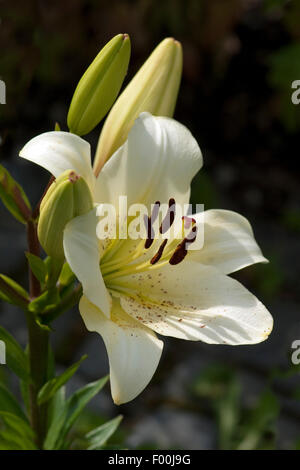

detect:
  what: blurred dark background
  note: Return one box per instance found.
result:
[1,0,300,449]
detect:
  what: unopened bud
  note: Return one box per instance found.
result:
[94,38,182,174]
[38,170,93,260]
[67,34,131,136]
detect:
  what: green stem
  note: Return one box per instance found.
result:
[26,313,49,448]
[26,219,49,448]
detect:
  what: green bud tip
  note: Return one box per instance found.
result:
[67,33,131,137]
[93,37,182,174]
[38,170,93,260]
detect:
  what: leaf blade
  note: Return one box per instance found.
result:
[0,382,28,422]
[0,326,29,381]
[86,415,123,450]
[38,355,87,406]
[0,163,31,223]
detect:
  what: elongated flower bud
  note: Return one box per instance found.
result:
[38,170,93,260]
[67,34,131,136]
[93,37,182,175]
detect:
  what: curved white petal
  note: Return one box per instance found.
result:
[79,296,163,405]
[118,261,273,345]
[189,209,268,274]
[63,209,111,317]
[94,112,202,210]
[19,131,95,193]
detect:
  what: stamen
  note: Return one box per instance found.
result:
[160,198,176,234]
[144,215,154,249]
[150,239,168,265]
[151,201,161,223]
[185,225,197,244]
[169,226,197,265]
[144,201,161,249]
[169,243,187,265]
[182,216,196,229]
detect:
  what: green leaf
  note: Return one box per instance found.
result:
[0,427,36,450]
[42,284,82,325]
[0,411,36,448]
[44,387,67,450]
[0,164,32,223]
[0,326,29,381]
[61,376,109,442]
[38,355,87,405]
[44,376,108,449]
[48,386,66,425]
[0,274,29,308]
[0,383,28,422]
[86,415,123,450]
[0,435,24,450]
[28,288,60,314]
[59,263,75,286]
[25,253,47,285]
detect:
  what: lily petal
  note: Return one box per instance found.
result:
[94,112,202,210]
[190,209,268,274]
[63,209,111,317]
[118,261,273,345]
[79,296,163,405]
[19,131,95,193]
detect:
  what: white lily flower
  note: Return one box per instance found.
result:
[20,112,273,405]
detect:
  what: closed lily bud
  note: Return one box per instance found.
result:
[67,34,131,136]
[38,170,93,260]
[93,37,182,175]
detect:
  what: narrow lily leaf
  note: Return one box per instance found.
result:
[0,326,29,381]
[0,383,28,422]
[47,376,108,449]
[59,376,109,447]
[0,274,29,309]
[0,163,31,223]
[59,262,75,287]
[25,252,47,285]
[0,435,24,450]
[38,355,88,405]
[0,428,36,450]
[48,386,66,425]
[86,415,123,450]
[42,284,82,325]
[0,411,36,444]
[44,387,67,450]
